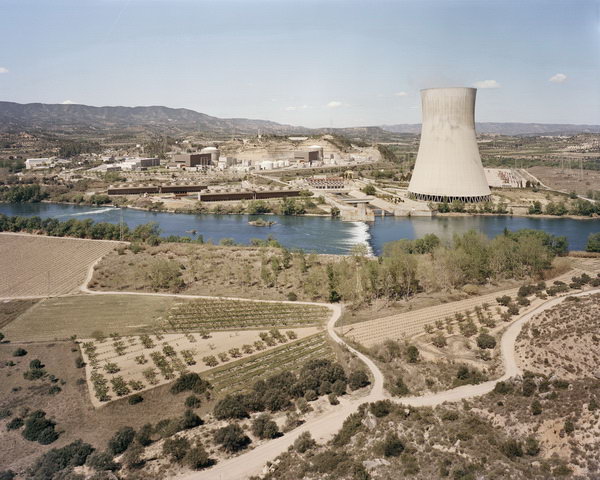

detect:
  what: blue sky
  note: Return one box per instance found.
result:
[1,0,599,127]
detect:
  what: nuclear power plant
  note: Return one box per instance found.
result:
[408,87,491,203]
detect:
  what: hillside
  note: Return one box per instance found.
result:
[1,101,599,138]
[0,101,307,136]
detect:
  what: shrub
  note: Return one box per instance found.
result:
[128,394,143,405]
[0,409,11,419]
[108,426,135,455]
[502,439,523,458]
[564,418,575,434]
[180,409,202,430]
[522,378,537,397]
[333,412,363,446]
[251,414,280,439]
[318,380,332,396]
[170,373,211,395]
[476,333,496,349]
[185,395,201,408]
[493,381,512,394]
[304,389,318,402]
[213,395,249,420]
[87,451,120,472]
[393,377,410,396]
[517,296,530,306]
[370,400,393,418]
[432,334,447,348]
[348,370,369,390]
[0,471,15,480]
[136,424,153,447]
[382,432,404,457]
[13,348,27,357]
[185,444,213,470]
[213,423,251,453]
[496,295,511,306]
[332,379,347,396]
[531,400,542,415]
[6,417,23,430]
[406,345,420,363]
[524,437,540,456]
[507,303,520,316]
[328,393,339,405]
[75,357,85,368]
[163,436,190,463]
[27,440,94,479]
[294,431,316,453]
[22,411,59,445]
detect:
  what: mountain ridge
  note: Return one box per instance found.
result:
[1,101,598,137]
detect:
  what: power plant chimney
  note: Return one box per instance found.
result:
[408,87,491,203]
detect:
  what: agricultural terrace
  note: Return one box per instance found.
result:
[344,268,585,347]
[80,328,323,407]
[0,234,119,298]
[167,299,330,331]
[4,294,330,342]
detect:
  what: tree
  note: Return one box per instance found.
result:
[87,452,120,472]
[348,371,370,390]
[294,431,316,453]
[502,439,523,458]
[13,348,27,357]
[586,233,600,253]
[108,426,135,455]
[476,333,496,349]
[332,379,347,396]
[251,414,280,439]
[362,184,376,195]
[185,444,212,470]
[406,345,420,363]
[213,423,251,453]
[163,436,190,463]
[382,432,404,457]
[531,400,542,416]
[171,373,212,395]
[185,395,201,408]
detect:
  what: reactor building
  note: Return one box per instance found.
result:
[408,87,491,203]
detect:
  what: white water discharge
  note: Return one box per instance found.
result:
[344,221,374,255]
[57,207,119,217]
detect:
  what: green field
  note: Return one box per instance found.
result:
[4,294,331,342]
[204,333,334,394]
[4,295,173,341]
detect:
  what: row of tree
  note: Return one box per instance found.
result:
[528,199,600,217]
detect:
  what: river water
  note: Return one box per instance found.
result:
[0,203,597,255]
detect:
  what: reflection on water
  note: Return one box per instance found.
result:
[0,203,598,255]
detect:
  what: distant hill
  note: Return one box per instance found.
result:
[380,122,600,136]
[0,101,308,136]
[1,101,598,138]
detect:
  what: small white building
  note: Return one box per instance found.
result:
[25,158,53,170]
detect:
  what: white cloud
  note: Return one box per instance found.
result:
[285,104,308,111]
[473,80,500,89]
[0,67,8,74]
[326,101,343,108]
[394,91,407,97]
[62,100,75,104]
[549,73,567,83]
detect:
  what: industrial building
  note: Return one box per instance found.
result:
[408,87,491,203]
[107,183,207,195]
[25,158,53,169]
[172,147,220,170]
[293,145,323,165]
[198,186,301,202]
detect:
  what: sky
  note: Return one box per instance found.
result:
[0,0,599,128]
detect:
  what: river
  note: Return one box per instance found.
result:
[0,203,597,255]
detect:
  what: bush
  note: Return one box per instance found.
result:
[185,444,213,470]
[128,394,143,405]
[6,417,23,430]
[213,423,251,453]
[328,393,339,405]
[524,437,540,456]
[294,431,316,453]
[432,334,447,348]
[75,357,85,368]
[496,295,511,306]
[476,333,496,349]
[0,471,14,480]
[502,439,523,458]
[87,452,120,471]
[108,426,135,455]
[0,409,11,419]
[507,303,520,316]
[406,345,420,363]
[22,411,59,445]
[531,400,542,415]
[213,395,250,420]
[180,409,202,430]
[348,370,370,390]
[493,381,512,394]
[13,348,27,357]
[163,436,190,462]
[185,395,201,408]
[170,373,211,395]
[251,413,280,439]
[370,400,393,418]
[28,440,94,479]
[382,432,404,457]
[564,418,575,434]
[304,389,318,402]
[332,379,347,396]
[135,424,153,447]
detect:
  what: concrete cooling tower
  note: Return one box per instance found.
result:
[408,87,491,203]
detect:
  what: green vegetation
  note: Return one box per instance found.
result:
[0,184,47,203]
[586,232,600,252]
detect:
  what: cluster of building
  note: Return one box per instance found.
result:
[94,157,160,172]
[25,157,70,170]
